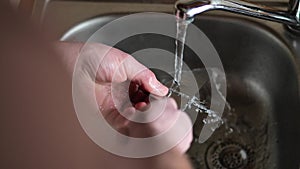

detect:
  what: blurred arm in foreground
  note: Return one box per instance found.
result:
[0,1,193,169]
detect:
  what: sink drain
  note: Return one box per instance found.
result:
[206,141,255,169]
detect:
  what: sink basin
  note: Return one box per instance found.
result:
[61,14,300,169]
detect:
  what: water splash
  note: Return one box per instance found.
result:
[173,18,226,135]
[169,83,224,132]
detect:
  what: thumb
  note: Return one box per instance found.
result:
[120,56,169,96]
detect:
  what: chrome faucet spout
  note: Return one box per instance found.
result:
[175,0,300,30]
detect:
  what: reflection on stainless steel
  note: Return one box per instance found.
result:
[175,0,300,32]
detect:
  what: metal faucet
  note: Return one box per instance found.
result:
[175,0,300,33]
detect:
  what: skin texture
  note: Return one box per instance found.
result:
[0,2,193,169]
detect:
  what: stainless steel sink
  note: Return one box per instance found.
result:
[61,14,300,169]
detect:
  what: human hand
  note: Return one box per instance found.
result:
[55,41,192,154]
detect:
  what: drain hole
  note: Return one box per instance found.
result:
[206,141,255,169]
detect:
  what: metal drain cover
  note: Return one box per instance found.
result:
[206,140,255,169]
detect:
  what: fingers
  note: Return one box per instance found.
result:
[116,52,168,97]
[129,68,169,97]
[102,97,193,153]
[173,112,193,153]
[156,98,193,154]
[127,98,179,136]
[134,102,148,110]
[148,98,193,154]
[80,43,168,96]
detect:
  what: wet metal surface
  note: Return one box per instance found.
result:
[61,15,300,169]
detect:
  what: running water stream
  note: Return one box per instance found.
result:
[171,18,224,132]
[173,18,189,84]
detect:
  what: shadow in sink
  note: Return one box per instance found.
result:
[61,14,300,169]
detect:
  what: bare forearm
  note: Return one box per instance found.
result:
[105,149,193,169]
